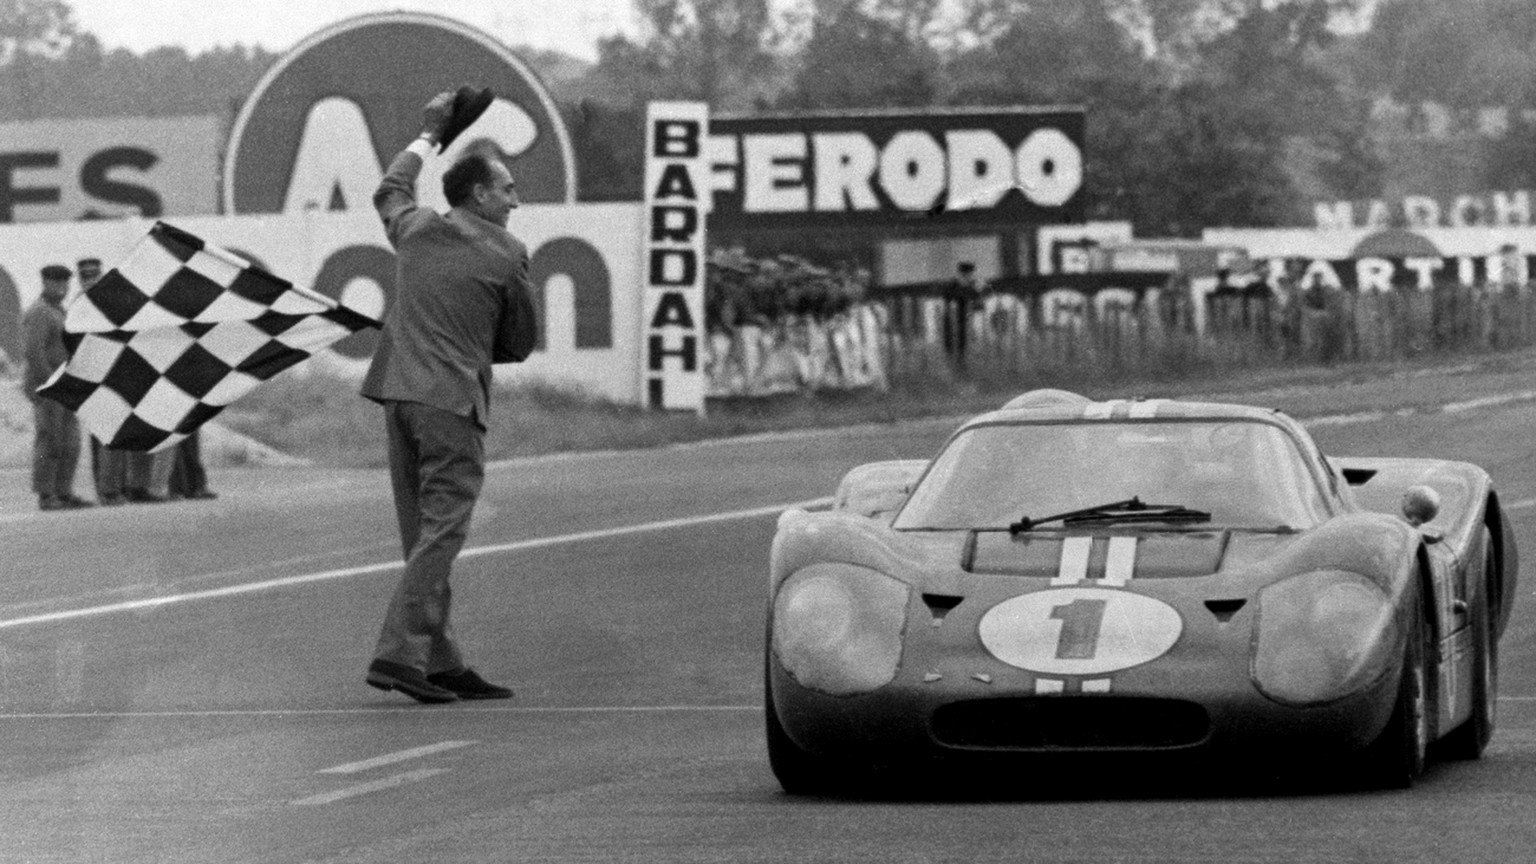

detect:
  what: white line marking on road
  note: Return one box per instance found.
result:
[0,705,765,720]
[1505,498,1536,511]
[0,497,832,632]
[3,699,1535,722]
[291,768,447,806]
[318,740,476,775]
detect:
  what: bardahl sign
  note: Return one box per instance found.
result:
[222,12,577,216]
[707,108,1085,230]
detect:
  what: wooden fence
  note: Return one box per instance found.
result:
[867,279,1536,388]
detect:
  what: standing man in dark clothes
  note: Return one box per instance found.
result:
[362,91,539,704]
[23,264,91,511]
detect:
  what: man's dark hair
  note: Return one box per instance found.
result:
[442,154,498,208]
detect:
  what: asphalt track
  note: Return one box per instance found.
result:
[2,372,1536,863]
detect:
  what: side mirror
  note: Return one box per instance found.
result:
[1401,484,1441,528]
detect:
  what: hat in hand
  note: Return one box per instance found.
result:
[438,85,495,152]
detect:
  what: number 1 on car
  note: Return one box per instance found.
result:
[1050,598,1107,659]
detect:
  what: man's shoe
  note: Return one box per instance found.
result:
[125,489,168,504]
[38,495,62,511]
[366,659,459,704]
[189,489,218,500]
[61,495,94,509]
[99,494,126,507]
[427,667,513,700]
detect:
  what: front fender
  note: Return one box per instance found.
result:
[769,509,955,594]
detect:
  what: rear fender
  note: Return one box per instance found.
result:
[1334,457,1490,554]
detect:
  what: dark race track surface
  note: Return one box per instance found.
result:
[1,387,1535,863]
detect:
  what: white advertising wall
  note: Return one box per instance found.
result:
[0,204,646,404]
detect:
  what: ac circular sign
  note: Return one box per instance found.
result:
[222,12,577,214]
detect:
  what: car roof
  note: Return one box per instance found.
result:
[964,389,1302,433]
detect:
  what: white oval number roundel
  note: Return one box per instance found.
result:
[979,588,1183,676]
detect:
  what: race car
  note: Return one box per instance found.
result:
[765,389,1518,793]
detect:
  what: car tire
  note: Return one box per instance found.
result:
[764,673,857,796]
[1358,582,1431,789]
[1440,532,1497,760]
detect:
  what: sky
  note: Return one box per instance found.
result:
[64,0,642,62]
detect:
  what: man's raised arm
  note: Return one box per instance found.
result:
[373,91,456,231]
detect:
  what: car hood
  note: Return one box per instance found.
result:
[964,530,1300,580]
[772,509,1417,596]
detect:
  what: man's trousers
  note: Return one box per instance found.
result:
[372,400,486,674]
[31,399,79,499]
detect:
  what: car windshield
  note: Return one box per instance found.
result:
[892,419,1332,531]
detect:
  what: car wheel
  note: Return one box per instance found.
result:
[1358,583,1431,789]
[764,675,855,796]
[1441,533,1497,760]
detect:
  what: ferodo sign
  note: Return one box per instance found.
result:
[222,12,577,215]
[0,116,219,223]
[707,108,1085,229]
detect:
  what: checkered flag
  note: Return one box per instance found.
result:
[37,222,380,452]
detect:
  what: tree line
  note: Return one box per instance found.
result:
[2,0,1533,237]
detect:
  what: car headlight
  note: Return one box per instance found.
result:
[1252,570,1398,706]
[772,564,909,696]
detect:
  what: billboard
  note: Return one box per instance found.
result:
[707,107,1085,230]
[0,206,645,403]
[642,102,709,412]
[0,116,220,223]
[222,12,577,216]
[1204,226,1536,291]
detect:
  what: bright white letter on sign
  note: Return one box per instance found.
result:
[1355,258,1395,293]
[282,97,382,214]
[743,133,808,213]
[812,132,879,212]
[945,130,1012,211]
[1015,128,1082,207]
[880,130,946,212]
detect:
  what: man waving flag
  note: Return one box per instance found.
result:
[37,222,380,452]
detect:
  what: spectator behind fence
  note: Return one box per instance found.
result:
[944,261,985,370]
[22,264,91,511]
[168,429,217,500]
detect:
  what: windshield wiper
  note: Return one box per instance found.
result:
[1008,496,1212,534]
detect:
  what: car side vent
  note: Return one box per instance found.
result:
[1341,467,1377,486]
[1204,598,1246,622]
[922,593,965,623]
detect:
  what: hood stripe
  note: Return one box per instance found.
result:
[1051,536,1094,585]
[1102,536,1137,586]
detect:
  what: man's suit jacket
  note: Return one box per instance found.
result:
[20,299,67,403]
[361,150,538,429]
